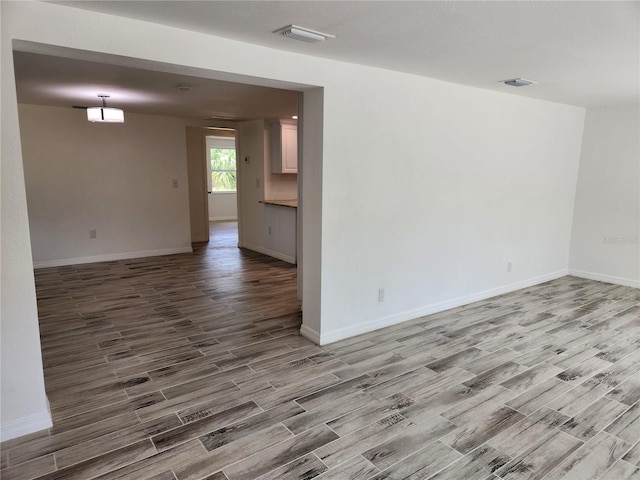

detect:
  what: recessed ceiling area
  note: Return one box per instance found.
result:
[49,0,640,108]
[13,51,299,121]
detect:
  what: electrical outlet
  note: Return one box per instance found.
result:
[256,178,260,188]
[507,261,512,272]
[244,155,250,164]
[378,288,385,302]
[268,226,272,235]
[172,179,179,188]
[89,229,97,239]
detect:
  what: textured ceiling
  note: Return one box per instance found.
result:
[14,52,299,121]
[16,1,639,119]
[47,0,639,108]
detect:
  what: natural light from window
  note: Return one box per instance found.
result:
[210,147,237,192]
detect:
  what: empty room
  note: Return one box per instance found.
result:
[1,2,638,480]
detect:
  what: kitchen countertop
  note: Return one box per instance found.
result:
[260,199,298,208]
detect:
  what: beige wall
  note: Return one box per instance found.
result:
[236,120,298,262]
[264,123,298,201]
[186,127,209,243]
[237,119,267,251]
[208,193,237,221]
[570,106,640,286]
[20,104,195,266]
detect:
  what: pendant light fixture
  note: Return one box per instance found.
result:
[87,95,124,123]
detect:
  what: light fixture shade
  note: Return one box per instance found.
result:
[87,107,124,123]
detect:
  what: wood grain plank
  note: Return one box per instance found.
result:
[198,401,304,452]
[35,439,156,480]
[174,424,293,480]
[56,414,182,468]
[362,414,457,470]
[505,378,573,415]
[428,444,509,480]
[495,430,583,480]
[253,452,327,480]
[544,431,630,480]
[369,440,461,480]
[604,401,640,443]
[488,407,570,458]
[599,460,640,479]
[545,378,612,417]
[560,396,629,441]
[0,454,56,480]
[315,414,414,469]
[152,401,261,452]
[315,455,379,480]
[223,425,337,479]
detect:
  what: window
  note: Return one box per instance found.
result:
[210,147,237,192]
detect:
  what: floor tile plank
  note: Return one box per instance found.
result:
[316,455,379,480]
[559,396,629,441]
[222,424,338,480]
[544,431,630,480]
[495,430,583,480]
[361,414,457,470]
[369,440,461,480]
[3,222,637,480]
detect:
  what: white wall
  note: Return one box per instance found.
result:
[570,106,640,287]
[186,127,210,243]
[2,1,588,439]
[237,119,267,252]
[1,2,51,440]
[209,193,237,221]
[19,104,194,267]
[318,69,585,343]
[206,136,238,221]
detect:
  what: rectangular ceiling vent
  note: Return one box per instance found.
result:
[275,25,335,44]
[503,78,536,87]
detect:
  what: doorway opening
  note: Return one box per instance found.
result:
[206,134,238,225]
[13,41,323,344]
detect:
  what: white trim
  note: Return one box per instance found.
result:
[299,324,321,344]
[316,269,569,345]
[209,216,238,222]
[0,411,52,442]
[569,269,640,289]
[239,242,296,264]
[33,247,193,269]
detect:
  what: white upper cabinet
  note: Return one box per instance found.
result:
[269,120,297,174]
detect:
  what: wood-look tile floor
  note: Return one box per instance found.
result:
[2,222,639,480]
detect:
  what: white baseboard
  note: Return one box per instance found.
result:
[317,269,569,345]
[0,410,52,442]
[299,324,321,344]
[569,269,640,289]
[239,242,296,265]
[209,216,237,222]
[33,247,193,269]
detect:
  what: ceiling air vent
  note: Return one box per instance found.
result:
[275,25,335,44]
[503,78,535,87]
